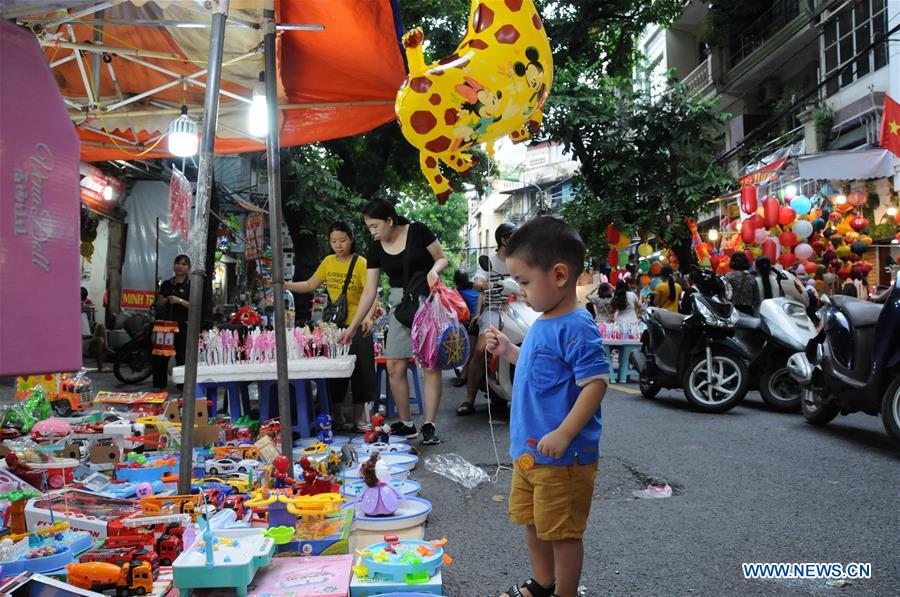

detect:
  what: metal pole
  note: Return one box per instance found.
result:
[263,9,295,470]
[177,0,229,495]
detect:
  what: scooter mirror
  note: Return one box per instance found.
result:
[478,255,491,272]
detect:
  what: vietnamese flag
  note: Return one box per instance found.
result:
[879,95,900,156]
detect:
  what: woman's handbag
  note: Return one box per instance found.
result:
[321,255,358,326]
[394,243,430,328]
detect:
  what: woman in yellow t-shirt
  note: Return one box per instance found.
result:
[651,265,683,312]
[284,221,376,431]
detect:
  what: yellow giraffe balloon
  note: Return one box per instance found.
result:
[395,0,553,203]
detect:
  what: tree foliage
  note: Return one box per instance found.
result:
[553,75,731,260]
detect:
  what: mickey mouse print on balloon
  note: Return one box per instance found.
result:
[395,0,553,203]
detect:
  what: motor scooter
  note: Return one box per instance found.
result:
[631,269,749,413]
[477,255,539,403]
[113,312,154,384]
[787,272,900,444]
[732,297,818,412]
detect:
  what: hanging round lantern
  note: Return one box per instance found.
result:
[793,220,813,240]
[778,252,797,268]
[844,231,860,245]
[849,215,869,232]
[637,242,653,258]
[639,260,650,272]
[618,251,629,267]
[794,243,814,260]
[779,230,798,247]
[762,239,777,262]
[740,186,758,213]
[823,249,837,263]
[778,206,796,226]
[859,234,873,246]
[790,195,812,216]
[847,190,867,206]
[828,212,842,225]
[742,221,756,244]
[649,262,662,276]
[606,224,620,245]
[608,249,618,267]
[812,217,825,232]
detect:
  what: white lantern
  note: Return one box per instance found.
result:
[168,105,198,157]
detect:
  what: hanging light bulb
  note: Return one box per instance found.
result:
[102,185,113,200]
[168,105,198,157]
[707,228,719,242]
[249,71,268,137]
[887,206,898,218]
[835,194,847,205]
[784,185,797,199]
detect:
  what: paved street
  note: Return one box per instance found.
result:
[2,371,897,596]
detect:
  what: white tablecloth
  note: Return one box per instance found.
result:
[172,356,356,384]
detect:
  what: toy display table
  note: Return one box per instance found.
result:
[601,339,642,383]
[173,357,355,436]
[349,497,432,532]
[172,528,275,596]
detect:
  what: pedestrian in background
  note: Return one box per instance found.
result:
[724,252,758,314]
[151,254,191,390]
[341,199,449,445]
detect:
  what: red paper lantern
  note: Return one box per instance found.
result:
[828,212,842,225]
[762,239,777,262]
[606,224,620,245]
[848,190,867,206]
[649,262,662,276]
[740,186,758,214]
[744,249,754,264]
[778,206,796,226]
[811,240,826,254]
[849,215,869,232]
[748,214,765,231]
[609,269,619,285]
[710,253,722,270]
[763,197,780,229]
[895,211,900,224]
[779,230,798,247]
[608,249,618,267]
[779,252,797,268]
[741,222,756,244]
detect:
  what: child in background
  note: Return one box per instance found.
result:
[485,216,609,597]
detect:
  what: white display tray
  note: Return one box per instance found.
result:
[172,356,356,383]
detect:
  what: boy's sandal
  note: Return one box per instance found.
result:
[456,401,476,416]
[501,578,556,597]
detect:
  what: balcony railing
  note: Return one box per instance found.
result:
[682,56,713,97]
[729,0,801,67]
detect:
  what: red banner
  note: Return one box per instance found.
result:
[245,214,264,261]
[739,157,788,187]
[121,289,156,310]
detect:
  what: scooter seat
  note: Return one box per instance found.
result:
[832,296,883,327]
[736,314,764,331]
[652,308,686,330]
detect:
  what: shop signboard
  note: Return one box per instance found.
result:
[0,22,80,375]
[245,213,265,260]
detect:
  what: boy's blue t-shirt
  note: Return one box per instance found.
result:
[509,308,609,466]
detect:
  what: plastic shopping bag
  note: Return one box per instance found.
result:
[412,292,470,370]
[432,281,470,324]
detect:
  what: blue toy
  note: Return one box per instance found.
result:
[316,414,333,444]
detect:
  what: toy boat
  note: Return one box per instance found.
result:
[349,496,432,531]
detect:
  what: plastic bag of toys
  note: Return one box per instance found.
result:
[411,291,470,370]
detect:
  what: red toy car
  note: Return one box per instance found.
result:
[259,418,281,438]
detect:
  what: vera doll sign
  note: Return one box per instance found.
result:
[0,22,80,375]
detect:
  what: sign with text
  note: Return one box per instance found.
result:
[0,22,80,375]
[245,213,264,260]
[120,289,157,310]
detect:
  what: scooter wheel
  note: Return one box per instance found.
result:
[800,388,839,426]
[759,367,801,412]
[638,371,661,399]
[682,350,748,413]
[880,377,900,445]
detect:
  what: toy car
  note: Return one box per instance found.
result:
[223,494,248,520]
[204,457,260,476]
[30,418,72,441]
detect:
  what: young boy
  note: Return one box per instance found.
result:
[486,216,609,597]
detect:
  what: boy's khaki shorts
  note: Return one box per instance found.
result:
[508,460,599,541]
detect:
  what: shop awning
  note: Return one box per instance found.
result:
[797,148,895,181]
[3,0,407,161]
